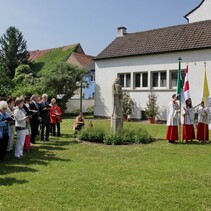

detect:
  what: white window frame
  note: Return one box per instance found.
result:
[151,71,167,89]
[90,74,95,82]
[118,73,131,89]
[134,72,148,89]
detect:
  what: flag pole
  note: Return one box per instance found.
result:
[204,62,207,143]
[178,57,182,143]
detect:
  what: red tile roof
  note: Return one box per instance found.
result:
[95,20,211,60]
[70,52,95,68]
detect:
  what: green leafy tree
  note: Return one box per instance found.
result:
[0,26,29,79]
[0,72,15,97]
[12,64,41,97]
[42,62,87,111]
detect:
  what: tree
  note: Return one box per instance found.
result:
[12,64,40,97]
[42,62,87,111]
[144,92,159,119]
[0,26,29,79]
[0,76,14,98]
[122,91,134,117]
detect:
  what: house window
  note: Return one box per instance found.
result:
[118,73,131,88]
[170,70,185,88]
[90,74,95,82]
[152,71,166,88]
[134,72,148,88]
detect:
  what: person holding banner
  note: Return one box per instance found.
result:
[197,101,210,143]
[166,94,180,144]
[182,98,195,143]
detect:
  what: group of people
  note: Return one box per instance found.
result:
[166,94,210,144]
[0,93,62,161]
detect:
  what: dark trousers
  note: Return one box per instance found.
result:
[41,116,50,140]
[51,118,60,137]
[0,134,9,160]
[31,120,39,143]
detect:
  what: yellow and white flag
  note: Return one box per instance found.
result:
[202,63,210,107]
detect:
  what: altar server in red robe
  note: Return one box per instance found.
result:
[166,94,180,144]
[182,98,195,142]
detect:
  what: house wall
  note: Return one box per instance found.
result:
[187,0,211,23]
[95,49,211,120]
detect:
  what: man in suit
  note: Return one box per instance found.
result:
[29,95,41,144]
[39,93,51,141]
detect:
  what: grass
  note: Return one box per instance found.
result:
[1,118,211,210]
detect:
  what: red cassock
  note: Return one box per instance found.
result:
[182,106,195,140]
[50,105,62,124]
[182,125,195,140]
[166,126,178,141]
[166,100,179,141]
[197,106,210,141]
[197,123,209,141]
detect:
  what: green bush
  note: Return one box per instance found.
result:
[78,128,105,143]
[104,133,123,145]
[77,126,154,145]
[122,129,136,143]
[133,128,154,144]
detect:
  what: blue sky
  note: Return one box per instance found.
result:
[0,0,202,56]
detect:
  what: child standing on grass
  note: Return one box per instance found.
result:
[197,100,210,143]
[14,97,28,158]
[166,94,180,144]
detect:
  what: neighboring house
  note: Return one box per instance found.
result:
[29,43,95,99]
[67,52,95,99]
[94,0,211,120]
[84,61,95,99]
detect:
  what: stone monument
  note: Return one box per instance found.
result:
[111,78,123,134]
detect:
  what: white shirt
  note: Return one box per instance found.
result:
[167,100,180,126]
[198,106,210,124]
[14,107,27,128]
[182,106,195,125]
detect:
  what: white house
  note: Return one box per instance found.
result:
[94,0,211,120]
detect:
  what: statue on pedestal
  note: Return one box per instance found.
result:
[111,78,123,133]
[112,78,123,117]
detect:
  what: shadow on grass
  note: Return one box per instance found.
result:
[176,141,211,146]
[0,165,37,176]
[0,177,28,186]
[59,133,76,139]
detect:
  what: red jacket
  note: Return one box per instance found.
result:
[50,105,62,124]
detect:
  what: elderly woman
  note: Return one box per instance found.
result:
[50,98,62,137]
[0,101,11,161]
[14,97,28,158]
[6,97,15,152]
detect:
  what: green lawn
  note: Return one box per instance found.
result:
[0,118,211,210]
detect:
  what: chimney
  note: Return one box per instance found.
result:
[117,26,127,37]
